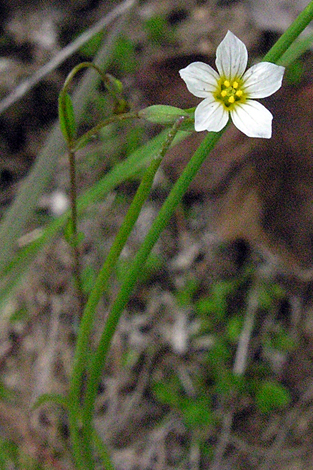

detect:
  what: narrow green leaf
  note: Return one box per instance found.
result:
[32,392,68,410]
[58,92,76,144]
[0,129,191,308]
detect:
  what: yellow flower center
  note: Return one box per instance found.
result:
[215,78,246,110]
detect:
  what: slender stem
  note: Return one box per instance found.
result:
[67,111,139,314]
[68,118,186,468]
[62,62,130,121]
[68,150,78,247]
[0,128,189,308]
[263,0,313,63]
[73,111,139,152]
[82,128,225,440]
[278,31,313,67]
[68,149,85,315]
[92,429,116,470]
[0,1,135,281]
[67,3,313,466]
[82,0,313,413]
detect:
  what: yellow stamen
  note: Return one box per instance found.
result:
[233,81,239,89]
[223,80,230,87]
[228,96,235,104]
[221,90,227,97]
[235,90,243,97]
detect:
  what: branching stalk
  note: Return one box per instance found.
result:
[68,117,187,468]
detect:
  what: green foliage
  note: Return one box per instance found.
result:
[175,278,199,307]
[126,125,144,155]
[0,437,19,469]
[226,315,244,343]
[285,59,304,84]
[151,269,294,448]
[116,252,164,285]
[0,128,190,310]
[180,395,214,429]
[80,31,105,58]
[58,92,77,144]
[144,15,174,44]
[257,282,285,310]
[0,437,44,470]
[141,252,165,283]
[81,265,97,295]
[215,367,245,397]
[0,382,12,401]
[255,380,291,414]
[153,377,214,431]
[196,279,240,323]
[112,36,138,74]
[270,327,297,352]
[207,337,232,368]
[9,305,29,324]
[32,392,68,410]
[64,219,85,248]
[153,376,182,407]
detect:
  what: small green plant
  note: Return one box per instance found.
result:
[1,2,313,469]
[59,9,313,463]
[255,380,292,414]
[144,15,175,45]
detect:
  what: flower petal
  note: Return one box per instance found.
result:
[216,31,248,80]
[179,62,220,98]
[231,100,273,138]
[242,62,285,98]
[194,97,229,132]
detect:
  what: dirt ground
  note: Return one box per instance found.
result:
[1,0,313,469]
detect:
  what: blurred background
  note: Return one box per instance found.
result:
[0,1,313,469]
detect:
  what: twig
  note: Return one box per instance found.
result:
[0,0,136,116]
[233,285,259,376]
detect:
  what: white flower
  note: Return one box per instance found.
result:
[179,31,285,138]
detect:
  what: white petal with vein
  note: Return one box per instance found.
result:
[216,31,248,80]
[243,62,285,98]
[179,62,219,98]
[195,97,229,132]
[231,101,273,138]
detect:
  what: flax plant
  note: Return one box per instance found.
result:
[49,1,313,468]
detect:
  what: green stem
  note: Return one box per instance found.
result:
[82,128,225,444]
[62,62,129,119]
[69,2,313,466]
[263,0,313,63]
[73,111,139,151]
[0,128,189,309]
[278,31,313,67]
[68,149,85,315]
[92,429,116,470]
[68,118,186,469]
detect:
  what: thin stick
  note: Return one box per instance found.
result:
[0,0,136,116]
